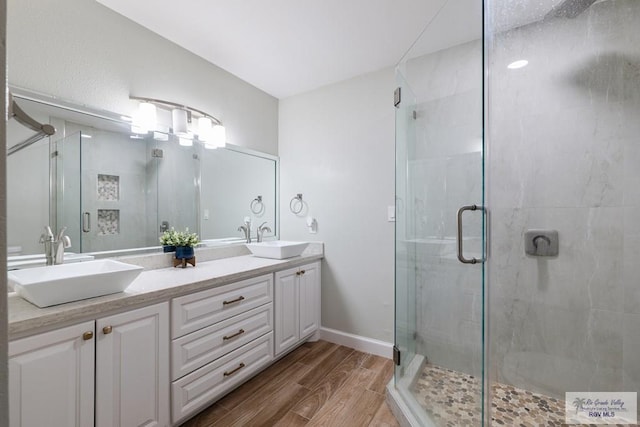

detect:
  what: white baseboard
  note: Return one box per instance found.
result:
[319,327,393,359]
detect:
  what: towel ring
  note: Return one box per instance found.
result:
[290,193,304,214]
[250,196,264,215]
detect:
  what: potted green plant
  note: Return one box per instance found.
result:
[159,228,178,252]
[173,228,200,260]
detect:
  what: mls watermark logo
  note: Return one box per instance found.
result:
[565,392,637,425]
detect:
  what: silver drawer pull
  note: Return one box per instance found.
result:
[223,329,245,341]
[222,296,245,305]
[223,362,246,377]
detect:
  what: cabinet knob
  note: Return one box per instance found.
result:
[82,331,94,341]
[103,325,113,335]
[296,271,301,276]
[301,270,306,275]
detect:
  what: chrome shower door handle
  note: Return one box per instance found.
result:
[456,204,486,264]
[82,212,91,233]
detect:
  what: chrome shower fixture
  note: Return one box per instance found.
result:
[7,92,56,156]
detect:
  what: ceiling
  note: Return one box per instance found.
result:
[95,0,566,99]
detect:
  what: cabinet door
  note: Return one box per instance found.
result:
[96,302,169,427]
[274,267,299,355]
[9,321,95,427]
[299,261,321,338]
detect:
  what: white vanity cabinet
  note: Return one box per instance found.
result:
[96,303,170,427]
[9,321,96,427]
[8,302,169,427]
[170,274,274,425]
[7,254,323,427]
[274,261,321,356]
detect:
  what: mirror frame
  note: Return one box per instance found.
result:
[8,85,280,258]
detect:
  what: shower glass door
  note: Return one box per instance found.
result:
[393,1,485,425]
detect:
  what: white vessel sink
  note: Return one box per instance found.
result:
[8,259,143,308]
[8,252,95,270]
[246,241,309,259]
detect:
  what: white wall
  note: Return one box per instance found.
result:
[7,0,278,155]
[279,68,395,343]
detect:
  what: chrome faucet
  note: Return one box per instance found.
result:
[40,226,72,265]
[256,222,272,242]
[238,219,252,243]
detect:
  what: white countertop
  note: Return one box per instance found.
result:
[8,247,323,339]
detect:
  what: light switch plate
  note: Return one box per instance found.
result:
[388,206,396,222]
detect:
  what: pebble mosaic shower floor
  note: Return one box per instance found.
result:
[410,364,629,426]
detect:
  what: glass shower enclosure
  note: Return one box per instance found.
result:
[393,1,485,424]
[391,0,639,425]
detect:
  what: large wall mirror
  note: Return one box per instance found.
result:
[7,88,278,259]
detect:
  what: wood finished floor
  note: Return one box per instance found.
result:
[182,340,400,427]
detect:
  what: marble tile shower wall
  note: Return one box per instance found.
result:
[488,0,640,399]
[403,41,485,376]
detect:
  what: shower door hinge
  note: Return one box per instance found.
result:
[394,87,401,108]
[393,345,401,366]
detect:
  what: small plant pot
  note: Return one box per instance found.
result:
[175,246,194,259]
[163,245,176,253]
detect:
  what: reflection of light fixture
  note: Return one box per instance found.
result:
[179,136,193,147]
[130,96,224,148]
[153,132,169,141]
[507,59,529,69]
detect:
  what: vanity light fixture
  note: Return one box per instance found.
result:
[131,101,157,134]
[130,96,226,148]
[171,108,189,135]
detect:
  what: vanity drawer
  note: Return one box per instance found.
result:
[171,332,273,425]
[171,274,273,338]
[171,303,273,380]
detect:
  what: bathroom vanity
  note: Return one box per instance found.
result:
[7,243,323,427]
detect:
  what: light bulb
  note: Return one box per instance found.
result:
[138,102,157,131]
[172,108,189,135]
[197,117,213,141]
[212,125,226,148]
